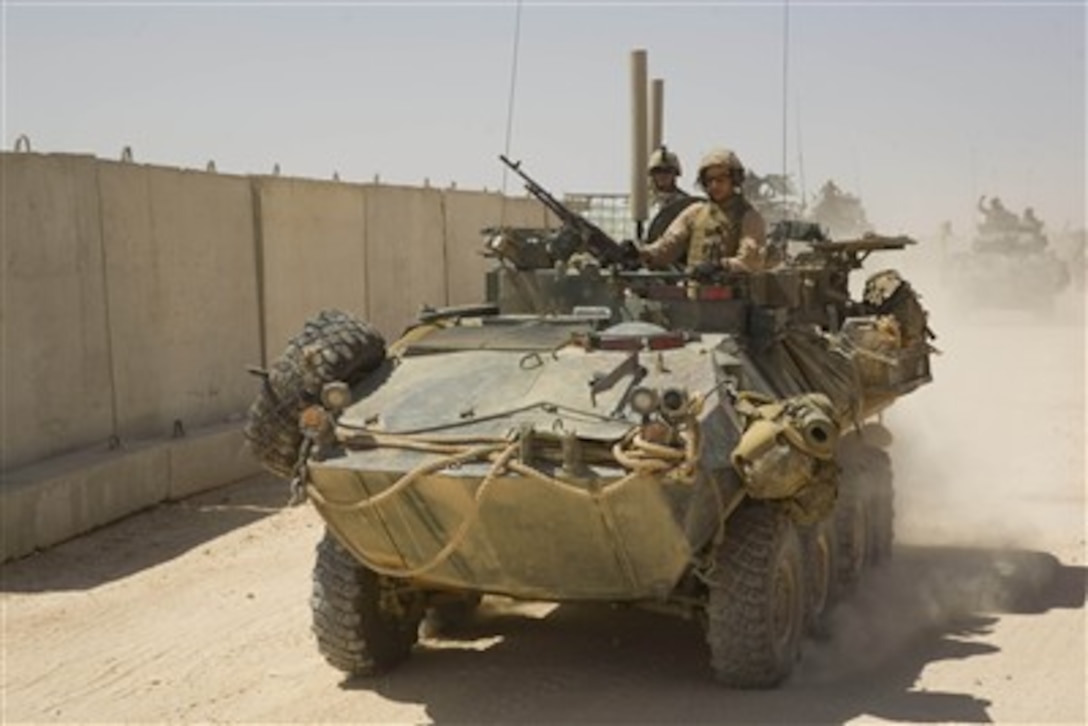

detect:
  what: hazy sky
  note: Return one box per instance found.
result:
[3,1,1085,237]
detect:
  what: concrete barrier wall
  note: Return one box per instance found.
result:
[1,151,558,560]
[98,162,261,440]
[255,176,369,357]
[3,153,554,470]
[362,184,449,339]
[1,154,115,470]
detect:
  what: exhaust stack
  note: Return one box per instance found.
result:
[630,49,649,235]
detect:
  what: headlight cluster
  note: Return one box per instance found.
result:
[320,381,353,412]
[629,385,692,421]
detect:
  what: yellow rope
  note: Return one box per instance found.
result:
[306,423,699,578]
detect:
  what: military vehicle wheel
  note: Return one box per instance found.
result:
[311,532,425,676]
[801,516,838,638]
[244,309,385,478]
[706,501,805,688]
[866,448,895,565]
[834,470,870,590]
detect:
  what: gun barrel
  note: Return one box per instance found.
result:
[496,154,630,267]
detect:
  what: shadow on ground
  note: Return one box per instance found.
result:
[351,544,1084,724]
[0,473,289,592]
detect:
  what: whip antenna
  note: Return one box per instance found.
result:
[780,0,791,221]
[500,0,525,211]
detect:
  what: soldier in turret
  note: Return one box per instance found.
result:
[639,147,766,273]
[1019,206,1048,252]
[647,146,688,216]
[977,195,1018,234]
[1020,206,1043,235]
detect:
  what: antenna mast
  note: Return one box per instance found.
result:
[500,0,524,199]
[780,0,791,220]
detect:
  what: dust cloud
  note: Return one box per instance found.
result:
[798,232,1087,683]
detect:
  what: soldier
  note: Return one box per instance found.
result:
[647,145,688,213]
[1020,206,1048,252]
[640,147,766,273]
[1021,206,1044,235]
[978,195,1017,233]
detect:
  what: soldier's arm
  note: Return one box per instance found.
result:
[722,210,767,272]
[640,203,699,268]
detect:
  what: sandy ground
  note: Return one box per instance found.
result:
[2,252,1085,724]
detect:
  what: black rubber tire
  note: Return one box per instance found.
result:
[310,532,424,676]
[244,310,385,478]
[865,447,895,565]
[705,501,805,689]
[800,516,838,639]
[834,465,871,591]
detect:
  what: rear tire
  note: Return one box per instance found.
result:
[835,437,895,586]
[705,502,805,688]
[834,465,871,590]
[244,310,385,477]
[801,516,838,638]
[311,532,425,676]
[865,447,895,565]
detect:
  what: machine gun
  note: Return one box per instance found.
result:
[500,154,638,268]
[808,233,916,271]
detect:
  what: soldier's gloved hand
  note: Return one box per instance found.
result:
[691,260,721,282]
[618,239,642,269]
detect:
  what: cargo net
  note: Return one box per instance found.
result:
[302,409,702,579]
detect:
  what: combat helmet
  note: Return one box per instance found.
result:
[697,147,745,186]
[648,146,682,176]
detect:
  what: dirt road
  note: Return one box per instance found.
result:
[3,269,1085,724]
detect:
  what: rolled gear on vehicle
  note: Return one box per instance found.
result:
[730,391,840,524]
[862,269,930,347]
[244,309,386,478]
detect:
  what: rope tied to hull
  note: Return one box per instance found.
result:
[303,421,701,579]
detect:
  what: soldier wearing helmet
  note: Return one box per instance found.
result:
[977,195,1018,234]
[640,147,767,273]
[647,145,688,213]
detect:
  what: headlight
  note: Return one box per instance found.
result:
[630,386,659,416]
[320,381,352,411]
[660,387,689,418]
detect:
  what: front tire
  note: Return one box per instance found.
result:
[705,502,805,688]
[311,532,425,676]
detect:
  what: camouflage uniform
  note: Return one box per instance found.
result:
[649,187,690,222]
[647,146,688,218]
[642,148,766,272]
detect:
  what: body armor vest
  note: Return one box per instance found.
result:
[688,195,753,264]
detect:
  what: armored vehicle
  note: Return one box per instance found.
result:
[808,180,873,240]
[245,159,936,688]
[946,207,1070,311]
